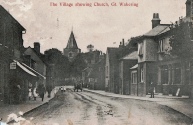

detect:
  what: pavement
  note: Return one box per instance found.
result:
[0,91,55,123]
[83,88,193,121]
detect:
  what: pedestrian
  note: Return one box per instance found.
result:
[38,84,46,101]
[28,88,32,100]
[149,81,154,98]
[54,87,57,96]
[33,87,38,101]
[16,85,21,104]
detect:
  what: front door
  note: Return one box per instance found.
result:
[0,63,4,105]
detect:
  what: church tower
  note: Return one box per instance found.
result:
[63,31,81,62]
[186,0,193,22]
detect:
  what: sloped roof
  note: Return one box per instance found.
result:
[24,47,46,65]
[121,51,138,60]
[144,25,170,37]
[66,31,79,49]
[0,5,25,31]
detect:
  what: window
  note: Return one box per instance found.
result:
[131,71,137,84]
[138,43,143,56]
[140,65,144,82]
[185,61,190,85]
[161,65,169,84]
[0,64,2,94]
[158,39,164,52]
[0,23,3,45]
[68,52,73,57]
[174,63,181,84]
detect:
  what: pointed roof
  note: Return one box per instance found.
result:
[66,31,79,49]
[0,5,25,31]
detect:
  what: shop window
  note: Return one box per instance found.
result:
[185,61,190,85]
[0,23,3,45]
[161,65,169,84]
[131,71,137,84]
[174,63,181,84]
[190,61,193,84]
[0,64,2,93]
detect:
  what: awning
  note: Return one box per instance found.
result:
[13,60,37,77]
[21,62,46,79]
[130,64,138,70]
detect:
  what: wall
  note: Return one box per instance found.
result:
[0,7,25,104]
[24,48,46,76]
[105,50,110,91]
[138,38,157,63]
[120,60,138,95]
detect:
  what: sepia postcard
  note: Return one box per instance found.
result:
[0,0,193,125]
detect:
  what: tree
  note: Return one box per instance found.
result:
[44,48,63,64]
[44,48,70,86]
[69,53,87,77]
[169,22,193,58]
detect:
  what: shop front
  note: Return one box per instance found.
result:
[157,59,193,97]
[8,60,38,104]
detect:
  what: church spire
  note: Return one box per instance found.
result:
[66,31,78,49]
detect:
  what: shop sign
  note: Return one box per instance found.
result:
[10,62,16,69]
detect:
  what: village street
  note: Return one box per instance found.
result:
[24,88,191,125]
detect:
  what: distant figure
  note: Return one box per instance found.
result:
[54,87,57,96]
[28,88,32,100]
[33,88,38,101]
[38,84,46,101]
[14,84,21,104]
[149,82,154,98]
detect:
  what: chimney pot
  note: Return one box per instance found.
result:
[152,13,161,29]
[34,42,40,53]
[122,39,125,46]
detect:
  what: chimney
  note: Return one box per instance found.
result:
[151,13,161,29]
[186,0,191,17]
[119,39,125,48]
[122,39,125,46]
[34,42,40,53]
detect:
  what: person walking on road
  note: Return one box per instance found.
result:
[33,87,38,101]
[150,81,155,98]
[38,84,46,101]
[28,88,32,100]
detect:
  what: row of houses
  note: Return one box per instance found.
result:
[85,0,193,98]
[0,5,51,104]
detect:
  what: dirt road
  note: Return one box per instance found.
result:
[24,89,191,125]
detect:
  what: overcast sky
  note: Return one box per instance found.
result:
[1,0,186,53]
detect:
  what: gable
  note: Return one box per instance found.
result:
[24,47,45,65]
